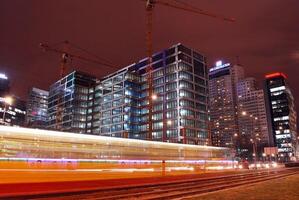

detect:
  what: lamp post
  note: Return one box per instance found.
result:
[2,96,13,125]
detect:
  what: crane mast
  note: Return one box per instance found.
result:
[146,0,154,140]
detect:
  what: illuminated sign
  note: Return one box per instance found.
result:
[0,73,8,80]
[209,61,230,72]
[265,72,287,79]
[270,86,286,92]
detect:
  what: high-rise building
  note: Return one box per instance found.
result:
[0,73,10,96]
[90,43,209,145]
[237,77,270,159]
[25,87,49,128]
[209,60,244,148]
[265,72,297,161]
[47,71,96,133]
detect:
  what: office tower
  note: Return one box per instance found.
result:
[26,87,49,128]
[91,43,209,145]
[209,60,244,148]
[0,73,10,96]
[265,72,297,161]
[47,71,96,133]
[237,77,270,159]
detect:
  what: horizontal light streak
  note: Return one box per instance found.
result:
[0,157,235,164]
[0,168,155,172]
[0,125,227,151]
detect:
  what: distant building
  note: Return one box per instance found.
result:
[237,77,270,159]
[0,73,26,126]
[90,44,209,145]
[209,60,244,148]
[0,73,10,96]
[0,96,26,127]
[47,71,97,133]
[265,72,297,162]
[26,87,49,128]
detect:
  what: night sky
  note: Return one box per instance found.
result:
[1,0,299,111]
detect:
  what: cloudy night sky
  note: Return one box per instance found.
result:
[1,0,299,112]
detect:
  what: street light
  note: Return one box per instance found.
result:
[167,120,172,125]
[262,153,266,162]
[2,96,13,125]
[4,96,13,105]
[151,94,158,100]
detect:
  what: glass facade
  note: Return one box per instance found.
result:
[25,87,48,128]
[47,71,96,133]
[265,73,297,161]
[90,44,209,145]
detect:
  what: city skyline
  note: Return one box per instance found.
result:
[1,1,299,198]
[0,1,298,114]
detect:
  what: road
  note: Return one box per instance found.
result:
[2,167,298,200]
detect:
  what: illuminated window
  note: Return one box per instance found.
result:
[166,91,177,100]
[179,99,194,108]
[166,73,177,82]
[153,104,163,112]
[112,107,122,115]
[180,109,194,117]
[167,110,177,118]
[154,86,164,94]
[153,122,163,130]
[179,80,193,89]
[179,71,193,81]
[167,101,177,109]
[178,62,192,72]
[153,69,164,78]
[152,113,163,121]
[153,77,164,86]
[165,64,177,74]
[179,90,193,98]
[166,82,177,91]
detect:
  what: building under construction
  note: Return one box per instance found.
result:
[47,71,97,133]
[47,44,209,145]
[89,43,209,145]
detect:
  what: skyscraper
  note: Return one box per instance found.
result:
[209,60,244,148]
[265,72,297,162]
[47,71,96,133]
[26,87,49,128]
[237,77,270,159]
[91,43,209,145]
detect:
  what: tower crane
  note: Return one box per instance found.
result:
[40,41,116,130]
[141,0,235,142]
